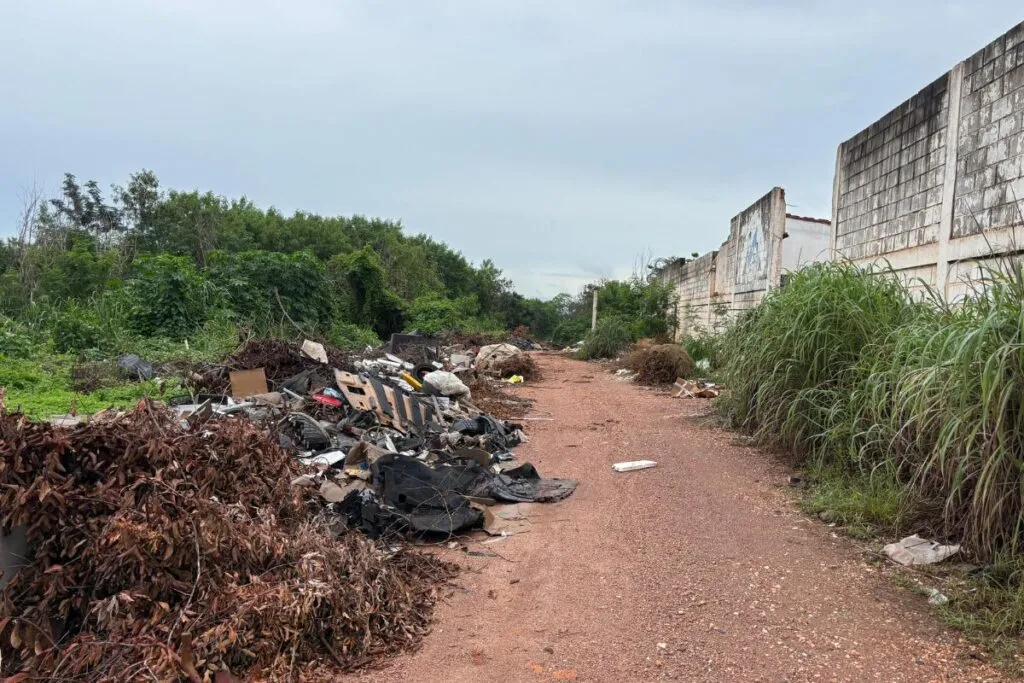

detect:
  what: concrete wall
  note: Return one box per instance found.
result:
[658,187,831,338]
[832,21,1024,298]
[783,216,832,271]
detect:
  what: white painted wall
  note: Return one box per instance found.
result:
[782,217,831,272]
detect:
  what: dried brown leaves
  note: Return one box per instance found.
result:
[625,345,696,385]
[0,400,456,681]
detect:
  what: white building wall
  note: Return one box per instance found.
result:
[782,216,831,272]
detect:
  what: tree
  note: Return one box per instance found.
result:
[42,174,124,242]
[328,246,405,338]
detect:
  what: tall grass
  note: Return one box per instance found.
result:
[576,315,634,360]
[721,262,918,459]
[682,333,722,370]
[721,260,1024,560]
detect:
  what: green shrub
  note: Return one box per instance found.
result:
[128,254,217,338]
[406,294,477,334]
[329,322,382,351]
[577,315,634,360]
[0,315,37,359]
[551,317,590,347]
[682,333,722,370]
[327,247,405,338]
[44,300,111,354]
[50,312,101,354]
[208,250,334,333]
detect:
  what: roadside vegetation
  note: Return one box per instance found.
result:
[719,260,1024,654]
[0,170,678,417]
[569,277,677,360]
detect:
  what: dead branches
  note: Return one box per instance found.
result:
[0,400,456,680]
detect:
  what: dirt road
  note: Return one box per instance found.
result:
[353,353,1000,682]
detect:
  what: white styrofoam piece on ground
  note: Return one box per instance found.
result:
[612,460,657,472]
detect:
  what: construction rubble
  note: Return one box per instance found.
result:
[0,334,573,680]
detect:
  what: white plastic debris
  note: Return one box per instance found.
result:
[476,343,523,374]
[301,339,329,364]
[927,588,949,605]
[882,535,961,566]
[423,370,472,399]
[297,450,346,468]
[612,460,657,473]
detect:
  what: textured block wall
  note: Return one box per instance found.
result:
[834,76,949,260]
[658,188,802,337]
[833,21,1024,297]
[658,251,716,339]
[730,190,781,293]
[954,26,1024,236]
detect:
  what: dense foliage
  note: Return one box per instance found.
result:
[569,277,677,359]
[0,171,564,352]
[0,170,678,420]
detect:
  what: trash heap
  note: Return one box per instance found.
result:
[0,400,457,681]
[192,335,576,540]
[191,337,350,395]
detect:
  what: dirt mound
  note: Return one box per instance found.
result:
[626,344,695,385]
[69,359,122,393]
[0,400,455,680]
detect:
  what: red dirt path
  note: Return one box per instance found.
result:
[350,353,1002,682]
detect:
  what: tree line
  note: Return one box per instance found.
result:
[0,170,675,358]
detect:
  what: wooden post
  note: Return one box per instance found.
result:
[591,288,598,331]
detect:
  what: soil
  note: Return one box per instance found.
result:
[349,353,1003,682]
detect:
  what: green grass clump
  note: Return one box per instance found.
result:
[720,259,1024,655]
[682,333,722,371]
[720,261,919,460]
[0,355,163,419]
[937,556,1024,658]
[576,316,634,360]
[799,461,927,540]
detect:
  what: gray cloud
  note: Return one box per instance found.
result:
[1,1,1021,297]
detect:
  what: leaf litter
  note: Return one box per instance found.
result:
[0,398,457,681]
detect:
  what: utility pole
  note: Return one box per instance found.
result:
[591,288,598,331]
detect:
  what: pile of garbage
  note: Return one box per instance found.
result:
[170,335,571,539]
[672,378,722,399]
[0,399,457,680]
[195,335,576,539]
[192,338,350,394]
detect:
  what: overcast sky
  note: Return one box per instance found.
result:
[1,2,1021,298]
